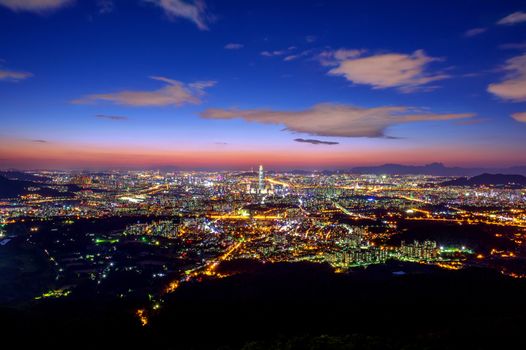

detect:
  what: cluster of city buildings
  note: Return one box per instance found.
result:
[0,166,525,304]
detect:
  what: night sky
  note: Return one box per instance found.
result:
[1,0,525,170]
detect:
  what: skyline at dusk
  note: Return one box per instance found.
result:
[1,0,526,169]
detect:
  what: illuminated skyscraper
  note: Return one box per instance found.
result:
[258,165,264,193]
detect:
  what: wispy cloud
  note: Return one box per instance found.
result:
[31,139,48,143]
[224,43,243,50]
[323,49,449,92]
[294,138,339,145]
[512,112,526,123]
[283,49,312,62]
[261,50,286,57]
[0,68,33,82]
[201,103,474,138]
[73,76,216,106]
[305,35,317,43]
[487,53,526,101]
[284,55,299,61]
[260,46,296,57]
[497,11,526,26]
[261,46,312,62]
[464,27,487,37]
[147,0,210,30]
[0,0,72,13]
[96,114,128,121]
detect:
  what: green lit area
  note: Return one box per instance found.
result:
[94,238,119,244]
[439,246,474,254]
[238,209,250,217]
[35,289,71,300]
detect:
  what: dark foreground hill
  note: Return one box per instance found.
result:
[1,261,526,349]
[442,173,526,187]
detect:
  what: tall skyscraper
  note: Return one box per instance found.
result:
[258,165,264,193]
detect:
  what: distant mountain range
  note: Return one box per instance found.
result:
[350,163,526,176]
[0,171,50,182]
[0,175,80,199]
[441,173,526,187]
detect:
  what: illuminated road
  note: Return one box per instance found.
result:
[205,240,244,274]
[138,184,169,195]
[333,201,375,220]
[208,214,281,220]
[161,238,247,297]
[267,177,293,188]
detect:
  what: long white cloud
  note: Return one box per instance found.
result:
[323,49,449,92]
[147,0,210,30]
[0,68,33,81]
[0,0,72,12]
[73,76,216,106]
[487,53,526,101]
[497,11,526,26]
[201,103,474,138]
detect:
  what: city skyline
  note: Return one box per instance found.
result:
[1,0,526,169]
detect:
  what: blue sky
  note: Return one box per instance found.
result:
[0,0,525,169]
